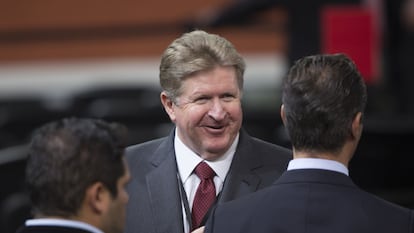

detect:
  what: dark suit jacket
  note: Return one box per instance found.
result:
[124,128,292,233]
[16,225,93,233]
[205,169,414,233]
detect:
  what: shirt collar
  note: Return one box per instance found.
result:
[174,128,238,183]
[287,158,349,176]
[25,218,103,233]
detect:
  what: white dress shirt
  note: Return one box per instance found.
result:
[175,129,237,233]
[287,158,349,176]
[25,218,103,233]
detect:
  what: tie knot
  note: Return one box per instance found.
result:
[194,162,215,179]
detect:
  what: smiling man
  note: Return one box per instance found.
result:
[124,30,292,233]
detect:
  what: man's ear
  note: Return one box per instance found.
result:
[85,182,111,215]
[351,112,363,140]
[280,104,287,126]
[160,91,176,123]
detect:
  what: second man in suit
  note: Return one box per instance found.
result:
[203,54,414,233]
[124,30,292,233]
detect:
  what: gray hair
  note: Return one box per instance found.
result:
[159,30,246,102]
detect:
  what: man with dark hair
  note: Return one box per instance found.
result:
[202,54,414,233]
[16,118,131,233]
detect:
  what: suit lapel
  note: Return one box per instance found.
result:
[218,130,263,202]
[146,131,184,233]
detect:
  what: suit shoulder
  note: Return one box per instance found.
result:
[125,137,166,161]
[127,137,166,151]
[358,188,413,214]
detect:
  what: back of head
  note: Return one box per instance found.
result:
[26,117,128,218]
[159,30,245,101]
[282,53,367,153]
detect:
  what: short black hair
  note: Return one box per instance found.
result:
[26,117,128,217]
[282,53,367,153]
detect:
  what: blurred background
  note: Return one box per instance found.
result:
[0,0,413,232]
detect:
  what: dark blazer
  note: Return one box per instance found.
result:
[16,225,93,233]
[124,128,292,233]
[205,169,414,233]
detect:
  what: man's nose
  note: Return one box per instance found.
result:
[208,99,226,120]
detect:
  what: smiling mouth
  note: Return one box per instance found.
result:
[203,125,226,134]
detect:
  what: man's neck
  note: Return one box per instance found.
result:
[293,149,350,168]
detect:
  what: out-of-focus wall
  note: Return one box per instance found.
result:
[0,0,287,62]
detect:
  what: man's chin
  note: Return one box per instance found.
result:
[201,144,231,159]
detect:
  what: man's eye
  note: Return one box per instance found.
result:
[222,95,235,102]
[194,97,209,104]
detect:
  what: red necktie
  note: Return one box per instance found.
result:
[191,162,216,230]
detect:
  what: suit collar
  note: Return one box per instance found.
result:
[25,219,102,233]
[150,129,176,167]
[17,225,93,233]
[288,158,349,176]
[218,129,265,201]
[229,129,263,170]
[275,169,357,188]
